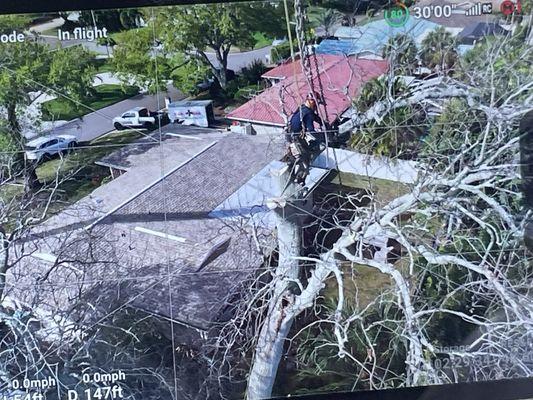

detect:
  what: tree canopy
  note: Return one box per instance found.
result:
[0,42,95,191]
[0,43,95,142]
[420,27,458,73]
[155,3,285,88]
[382,34,418,74]
[111,26,210,95]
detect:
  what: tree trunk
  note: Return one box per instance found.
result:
[247,169,302,400]
[6,102,41,193]
[214,48,228,89]
[246,307,295,400]
[0,226,8,300]
[214,67,228,90]
[6,102,21,143]
[24,164,41,195]
[196,49,228,89]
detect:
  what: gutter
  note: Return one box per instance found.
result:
[226,116,285,127]
[94,161,129,171]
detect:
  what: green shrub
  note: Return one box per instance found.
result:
[240,60,268,84]
[271,40,295,64]
[0,131,19,180]
[234,85,263,102]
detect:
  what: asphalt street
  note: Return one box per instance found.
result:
[205,46,273,71]
[51,86,184,143]
[32,19,273,143]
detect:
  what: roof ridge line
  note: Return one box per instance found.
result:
[84,140,219,231]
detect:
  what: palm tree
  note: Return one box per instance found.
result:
[352,76,422,158]
[420,27,458,74]
[382,34,418,74]
[317,9,341,37]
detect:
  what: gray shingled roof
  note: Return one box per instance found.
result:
[91,134,285,330]
[8,134,286,338]
[458,22,509,44]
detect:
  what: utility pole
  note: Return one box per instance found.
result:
[90,10,98,30]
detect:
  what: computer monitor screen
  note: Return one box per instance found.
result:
[0,0,531,399]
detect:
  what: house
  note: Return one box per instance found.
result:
[8,119,426,349]
[458,22,510,44]
[7,126,333,347]
[227,54,388,135]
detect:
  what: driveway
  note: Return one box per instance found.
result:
[50,86,184,143]
[38,35,112,57]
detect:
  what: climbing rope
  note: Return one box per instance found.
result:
[281,0,344,183]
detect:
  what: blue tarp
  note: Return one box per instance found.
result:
[318,18,442,56]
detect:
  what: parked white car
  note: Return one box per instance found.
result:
[25,135,78,163]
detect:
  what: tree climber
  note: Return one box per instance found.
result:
[284,92,329,187]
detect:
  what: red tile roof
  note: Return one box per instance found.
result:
[228,55,388,127]
[261,57,304,79]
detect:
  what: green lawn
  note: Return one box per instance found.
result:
[324,262,392,309]
[320,172,407,309]
[41,84,139,122]
[40,27,60,37]
[36,130,143,183]
[0,184,23,205]
[94,59,117,74]
[332,171,409,206]
[35,130,144,213]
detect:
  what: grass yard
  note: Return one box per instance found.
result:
[40,27,60,36]
[332,171,409,206]
[36,130,143,183]
[324,263,392,309]
[0,184,23,205]
[41,84,139,122]
[318,171,410,310]
[35,129,144,213]
[94,59,117,74]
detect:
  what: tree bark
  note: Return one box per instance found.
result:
[23,164,41,195]
[247,169,302,400]
[6,102,21,143]
[0,226,8,300]
[214,47,228,89]
[196,49,228,89]
[6,102,42,193]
